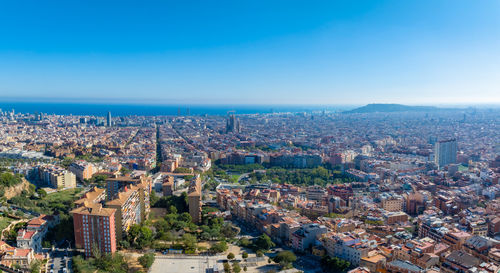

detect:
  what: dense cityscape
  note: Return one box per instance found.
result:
[0,106,497,273]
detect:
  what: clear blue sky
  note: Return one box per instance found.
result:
[0,0,499,105]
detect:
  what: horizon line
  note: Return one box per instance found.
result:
[1,97,499,108]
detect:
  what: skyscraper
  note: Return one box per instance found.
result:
[435,139,457,168]
[107,111,112,127]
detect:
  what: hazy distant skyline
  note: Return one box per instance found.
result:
[0,0,499,105]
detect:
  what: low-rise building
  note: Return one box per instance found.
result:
[440,250,481,273]
[16,230,41,253]
[1,247,35,270]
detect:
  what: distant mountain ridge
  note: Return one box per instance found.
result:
[345,103,443,113]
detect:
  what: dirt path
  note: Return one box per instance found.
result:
[1,219,28,240]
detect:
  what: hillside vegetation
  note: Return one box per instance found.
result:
[0,170,26,199]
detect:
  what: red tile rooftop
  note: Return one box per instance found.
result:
[21,230,36,240]
[9,248,32,257]
[27,218,46,226]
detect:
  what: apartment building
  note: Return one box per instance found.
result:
[50,169,76,189]
[16,214,58,253]
[71,204,117,258]
[106,175,151,201]
[306,185,327,201]
[188,175,202,224]
[323,232,372,266]
[291,223,327,252]
[469,219,489,236]
[162,175,174,196]
[380,194,403,212]
[105,185,143,241]
[34,165,76,189]
[72,179,150,257]
[69,160,96,181]
[16,230,41,253]
[1,248,36,270]
[440,250,480,273]
[441,231,472,251]
[383,211,408,225]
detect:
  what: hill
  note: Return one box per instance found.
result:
[3,178,31,199]
[0,171,30,199]
[345,103,441,113]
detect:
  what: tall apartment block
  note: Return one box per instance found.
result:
[435,139,457,168]
[72,176,151,257]
[162,175,174,197]
[188,175,202,224]
[105,177,151,241]
[71,187,116,258]
[106,175,152,201]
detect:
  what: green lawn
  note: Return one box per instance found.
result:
[45,188,83,203]
[231,174,240,182]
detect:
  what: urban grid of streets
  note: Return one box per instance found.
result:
[0,107,498,273]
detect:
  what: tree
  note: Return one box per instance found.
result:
[120,167,131,175]
[179,212,192,223]
[0,171,23,187]
[238,238,251,248]
[92,253,129,273]
[223,262,231,273]
[321,255,351,273]
[138,253,155,269]
[242,252,248,259]
[232,261,241,273]
[243,266,247,272]
[119,240,130,249]
[154,219,170,235]
[30,260,41,273]
[127,225,153,248]
[227,252,235,260]
[273,251,297,269]
[184,175,195,181]
[254,234,275,251]
[163,231,175,242]
[15,210,24,217]
[150,190,159,207]
[182,233,198,252]
[168,204,178,214]
[174,167,192,173]
[221,223,238,238]
[210,241,228,253]
[36,188,47,198]
[89,174,108,186]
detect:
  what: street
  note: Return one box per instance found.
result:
[49,248,72,273]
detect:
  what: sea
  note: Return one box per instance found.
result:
[0,102,355,116]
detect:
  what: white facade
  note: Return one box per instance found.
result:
[435,139,457,168]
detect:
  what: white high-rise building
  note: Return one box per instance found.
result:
[435,139,457,168]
